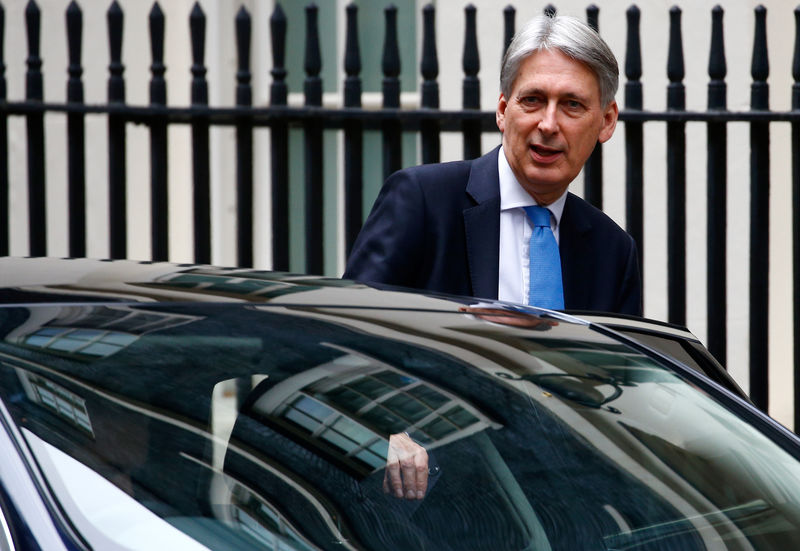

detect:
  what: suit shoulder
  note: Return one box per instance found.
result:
[566,194,632,241]
[389,158,474,188]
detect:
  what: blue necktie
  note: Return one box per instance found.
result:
[523,206,564,310]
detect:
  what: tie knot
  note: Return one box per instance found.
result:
[524,205,551,228]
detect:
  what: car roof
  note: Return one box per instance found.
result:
[0,256,742,398]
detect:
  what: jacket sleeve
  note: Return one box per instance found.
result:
[343,170,426,287]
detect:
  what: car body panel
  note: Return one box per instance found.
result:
[0,258,798,550]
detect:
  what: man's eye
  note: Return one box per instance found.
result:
[565,100,584,111]
[520,96,541,106]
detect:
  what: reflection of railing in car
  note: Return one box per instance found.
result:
[496,372,628,413]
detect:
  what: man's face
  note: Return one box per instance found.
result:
[496,48,618,205]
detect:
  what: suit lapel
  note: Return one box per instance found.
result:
[559,193,593,308]
[464,148,501,300]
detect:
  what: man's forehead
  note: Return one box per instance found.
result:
[511,49,601,98]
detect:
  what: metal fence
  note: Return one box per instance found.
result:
[0,1,798,420]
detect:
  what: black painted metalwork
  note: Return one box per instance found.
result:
[667,6,686,326]
[707,5,727,367]
[149,2,168,261]
[66,1,85,259]
[0,3,6,256]
[190,2,210,264]
[625,6,644,281]
[270,4,289,271]
[420,3,439,164]
[25,0,45,256]
[462,4,480,160]
[344,3,363,255]
[793,6,800,432]
[236,6,253,268]
[304,3,323,274]
[792,6,800,431]
[750,5,770,412]
[381,4,401,181]
[503,5,514,60]
[584,4,602,209]
[2,2,799,419]
[107,1,126,259]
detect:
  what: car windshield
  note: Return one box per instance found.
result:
[1,301,799,550]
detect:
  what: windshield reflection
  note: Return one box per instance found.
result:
[0,302,799,550]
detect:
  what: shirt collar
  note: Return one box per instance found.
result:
[497,146,567,226]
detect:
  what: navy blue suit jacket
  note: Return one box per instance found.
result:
[344,147,642,316]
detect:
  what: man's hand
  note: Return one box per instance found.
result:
[384,432,428,500]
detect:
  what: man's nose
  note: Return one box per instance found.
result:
[538,102,559,135]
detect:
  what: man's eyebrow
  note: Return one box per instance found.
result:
[516,87,590,103]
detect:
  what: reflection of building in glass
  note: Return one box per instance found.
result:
[15,369,94,436]
[250,347,497,476]
[6,305,199,360]
[229,482,318,551]
[147,269,329,300]
[20,327,137,359]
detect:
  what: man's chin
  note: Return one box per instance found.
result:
[518,177,571,203]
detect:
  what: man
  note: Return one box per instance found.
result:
[345,15,641,315]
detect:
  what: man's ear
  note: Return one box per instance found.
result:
[496,93,508,133]
[598,100,619,144]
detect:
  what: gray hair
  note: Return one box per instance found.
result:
[500,15,619,107]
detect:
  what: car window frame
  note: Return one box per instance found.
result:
[588,322,800,462]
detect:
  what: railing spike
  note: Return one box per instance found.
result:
[503,5,515,60]
[66,0,83,103]
[625,5,642,109]
[667,6,685,111]
[751,4,769,110]
[149,2,166,106]
[236,5,251,107]
[270,2,287,106]
[586,5,599,31]
[344,2,361,108]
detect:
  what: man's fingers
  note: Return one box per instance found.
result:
[385,456,404,498]
[414,450,429,499]
[401,456,417,499]
[384,432,430,500]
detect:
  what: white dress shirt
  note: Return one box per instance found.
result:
[497,146,567,305]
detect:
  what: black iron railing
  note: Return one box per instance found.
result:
[0,1,798,420]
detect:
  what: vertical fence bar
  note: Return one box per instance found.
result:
[381,4,401,181]
[66,2,85,258]
[793,6,800,431]
[107,1,126,259]
[750,5,770,411]
[792,6,800,432]
[462,4,480,160]
[25,0,45,256]
[584,4,602,209]
[149,2,168,261]
[0,3,6,256]
[503,5,514,59]
[304,4,324,274]
[190,3,210,264]
[270,4,289,271]
[344,3,363,255]
[667,7,686,326]
[707,6,727,365]
[625,6,644,281]
[420,3,439,164]
[235,6,253,268]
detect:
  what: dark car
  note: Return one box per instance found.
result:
[0,257,798,550]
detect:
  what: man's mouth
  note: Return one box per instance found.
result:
[530,144,562,163]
